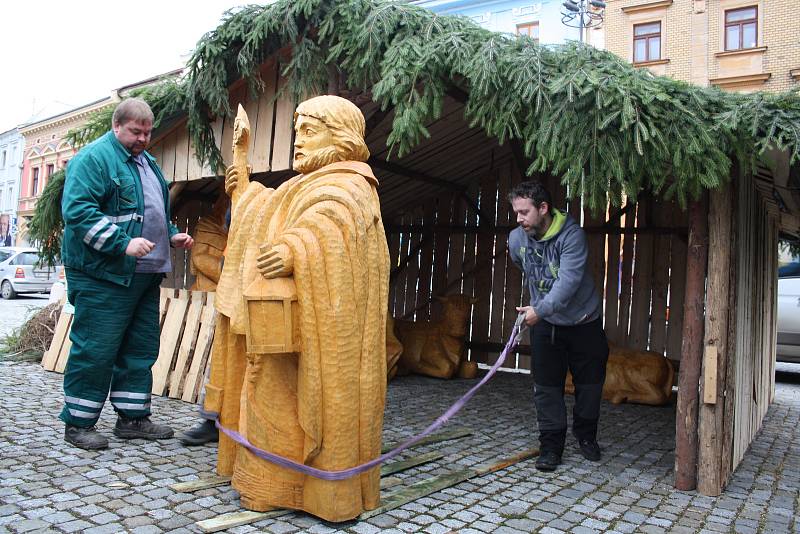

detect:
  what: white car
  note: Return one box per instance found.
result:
[776,262,800,363]
[0,247,62,299]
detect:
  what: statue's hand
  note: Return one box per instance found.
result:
[225,164,251,196]
[257,244,293,278]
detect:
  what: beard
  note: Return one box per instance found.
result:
[293,146,342,174]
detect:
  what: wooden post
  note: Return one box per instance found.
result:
[697,186,732,496]
[675,194,709,491]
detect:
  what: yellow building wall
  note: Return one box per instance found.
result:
[604,0,800,92]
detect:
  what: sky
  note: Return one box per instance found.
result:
[0,0,247,133]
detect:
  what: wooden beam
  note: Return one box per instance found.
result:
[385,224,687,236]
[697,184,733,496]
[359,449,539,520]
[675,194,709,491]
[370,157,464,193]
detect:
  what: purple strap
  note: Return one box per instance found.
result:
[211,314,528,481]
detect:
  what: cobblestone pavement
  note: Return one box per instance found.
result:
[1,361,799,534]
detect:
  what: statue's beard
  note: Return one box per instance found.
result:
[293,146,341,174]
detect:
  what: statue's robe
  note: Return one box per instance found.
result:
[188,217,227,292]
[210,160,389,522]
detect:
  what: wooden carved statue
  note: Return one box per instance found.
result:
[189,191,229,291]
[393,294,478,379]
[565,343,675,406]
[211,96,389,522]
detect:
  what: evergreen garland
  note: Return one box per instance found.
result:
[34,0,800,260]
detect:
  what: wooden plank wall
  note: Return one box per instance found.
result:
[152,59,295,183]
[385,163,691,371]
[731,174,778,467]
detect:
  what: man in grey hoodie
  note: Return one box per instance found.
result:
[508,181,608,472]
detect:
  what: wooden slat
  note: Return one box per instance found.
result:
[470,170,498,363]
[270,75,295,172]
[173,128,190,182]
[489,164,511,347]
[603,205,622,344]
[152,290,190,396]
[251,61,278,174]
[187,138,204,182]
[415,200,436,319]
[666,206,688,361]
[431,194,454,299]
[616,203,637,345]
[446,197,467,295]
[648,200,673,354]
[54,329,73,374]
[629,198,654,350]
[42,310,71,371]
[182,295,217,402]
[168,291,206,398]
[160,131,178,183]
[403,208,423,318]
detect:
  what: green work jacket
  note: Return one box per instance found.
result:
[61,131,179,287]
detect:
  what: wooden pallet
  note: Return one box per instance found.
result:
[41,289,216,404]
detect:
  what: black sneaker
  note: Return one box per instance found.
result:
[577,438,601,461]
[179,419,219,446]
[535,451,562,472]
[113,416,174,440]
[65,425,109,450]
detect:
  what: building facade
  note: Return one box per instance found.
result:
[17,98,114,245]
[411,0,602,45]
[0,128,24,246]
[603,0,800,92]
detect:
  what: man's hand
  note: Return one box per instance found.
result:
[516,305,541,327]
[257,244,293,278]
[171,233,194,250]
[126,237,155,258]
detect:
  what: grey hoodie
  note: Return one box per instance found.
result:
[508,210,602,326]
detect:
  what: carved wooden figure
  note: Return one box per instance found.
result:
[188,191,229,292]
[393,295,478,379]
[212,96,389,522]
[565,343,675,406]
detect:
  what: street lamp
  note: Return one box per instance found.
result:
[561,0,606,44]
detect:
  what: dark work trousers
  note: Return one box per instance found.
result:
[530,317,609,455]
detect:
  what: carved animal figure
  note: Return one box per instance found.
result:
[393,295,478,379]
[565,343,675,406]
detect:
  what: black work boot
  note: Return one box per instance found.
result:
[535,451,562,472]
[577,438,602,461]
[179,419,218,446]
[113,416,174,440]
[65,425,109,450]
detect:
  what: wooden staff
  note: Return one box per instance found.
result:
[231,104,251,208]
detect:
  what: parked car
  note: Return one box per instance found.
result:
[0,247,63,300]
[776,262,800,363]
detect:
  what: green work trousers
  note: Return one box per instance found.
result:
[60,269,162,428]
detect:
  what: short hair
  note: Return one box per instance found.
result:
[294,95,370,162]
[508,181,552,208]
[112,98,154,127]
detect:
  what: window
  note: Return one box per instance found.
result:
[725,7,757,51]
[517,22,540,43]
[46,163,54,178]
[31,167,39,196]
[0,150,6,169]
[633,22,661,63]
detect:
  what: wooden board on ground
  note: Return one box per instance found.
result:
[181,294,217,402]
[54,324,74,373]
[151,290,190,395]
[359,448,539,520]
[381,428,472,453]
[168,292,206,398]
[42,311,72,371]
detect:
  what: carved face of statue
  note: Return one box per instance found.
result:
[293,115,340,174]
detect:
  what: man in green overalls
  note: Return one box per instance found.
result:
[60,98,194,450]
